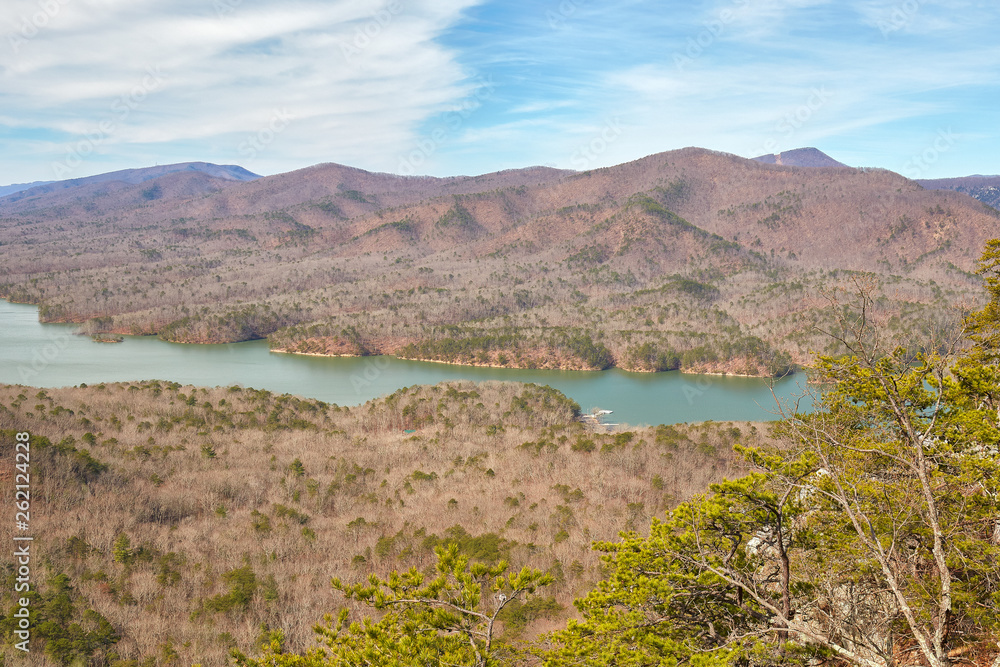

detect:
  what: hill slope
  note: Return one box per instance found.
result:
[0,148,994,375]
[918,175,1000,210]
[0,379,748,665]
[751,147,848,168]
[0,161,260,204]
[0,179,55,197]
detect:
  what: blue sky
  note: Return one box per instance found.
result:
[0,0,997,185]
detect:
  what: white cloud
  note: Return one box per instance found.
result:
[0,0,997,183]
[508,100,576,114]
[0,0,483,180]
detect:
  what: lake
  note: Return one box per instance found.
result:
[0,299,813,425]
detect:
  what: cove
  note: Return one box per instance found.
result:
[0,299,813,426]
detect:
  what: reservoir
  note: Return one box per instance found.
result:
[0,299,813,425]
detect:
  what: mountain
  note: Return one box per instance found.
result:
[0,160,568,219]
[751,147,847,168]
[0,179,55,197]
[1,147,996,375]
[0,161,260,202]
[917,175,1000,210]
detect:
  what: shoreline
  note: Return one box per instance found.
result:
[271,347,601,372]
[270,346,793,379]
[0,300,793,380]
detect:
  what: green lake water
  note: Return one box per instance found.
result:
[0,299,813,425]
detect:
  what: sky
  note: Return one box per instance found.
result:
[0,0,997,185]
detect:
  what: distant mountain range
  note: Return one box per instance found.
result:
[917,175,1000,210]
[756,149,997,210]
[0,162,259,202]
[751,147,848,168]
[3,145,999,378]
[3,150,997,212]
[0,180,55,197]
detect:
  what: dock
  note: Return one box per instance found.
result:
[579,408,618,432]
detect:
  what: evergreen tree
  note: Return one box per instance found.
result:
[547,270,1000,667]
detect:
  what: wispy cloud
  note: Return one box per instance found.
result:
[0,0,997,183]
[0,0,483,179]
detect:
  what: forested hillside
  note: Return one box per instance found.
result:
[0,379,750,665]
[235,245,1000,667]
[918,175,1000,210]
[3,245,1000,667]
[2,148,996,375]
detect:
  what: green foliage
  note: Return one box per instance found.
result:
[396,326,613,371]
[421,526,513,564]
[549,270,1000,667]
[201,566,259,615]
[365,217,416,237]
[0,573,120,665]
[33,434,109,482]
[627,341,680,371]
[336,186,372,204]
[665,275,721,301]
[251,510,272,534]
[156,552,185,587]
[436,199,477,230]
[65,535,93,559]
[236,544,552,667]
[273,503,310,525]
[496,595,563,637]
[965,237,1000,360]
[518,439,558,456]
[112,533,133,565]
[566,245,609,268]
[141,184,162,201]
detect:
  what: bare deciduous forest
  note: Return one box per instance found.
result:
[2,151,1000,667]
[0,380,754,665]
[2,148,995,376]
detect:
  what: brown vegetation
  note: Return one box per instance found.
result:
[0,379,757,665]
[1,148,993,376]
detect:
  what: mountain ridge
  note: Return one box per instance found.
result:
[1,146,995,376]
[918,175,1000,210]
[751,147,848,168]
[0,161,260,203]
[0,179,56,197]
